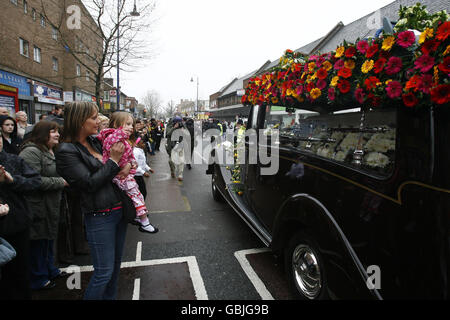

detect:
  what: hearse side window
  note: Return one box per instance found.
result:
[265,105,397,176]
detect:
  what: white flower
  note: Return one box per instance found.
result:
[364,152,390,168]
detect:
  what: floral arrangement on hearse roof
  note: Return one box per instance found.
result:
[241,5,449,110]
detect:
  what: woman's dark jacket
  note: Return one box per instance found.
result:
[19,142,65,240]
[0,115,23,155]
[0,150,41,237]
[55,136,121,214]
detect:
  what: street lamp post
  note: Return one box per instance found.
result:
[117,0,140,110]
[190,76,198,116]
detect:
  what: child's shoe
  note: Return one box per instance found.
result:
[139,223,159,234]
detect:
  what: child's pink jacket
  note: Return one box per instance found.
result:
[97,127,137,175]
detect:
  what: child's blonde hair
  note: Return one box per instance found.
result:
[109,111,135,130]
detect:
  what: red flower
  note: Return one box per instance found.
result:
[397,31,416,48]
[316,79,327,90]
[417,74,433,94]
[402,92,419,107]
[421,40,440,55]
[345,47,356,58]
[337,79,351,94]
[316,68,328,80]
[386,81,403,99]
[337,67,352,79]
[306,81,315,92]
[436,21,450,41]
[334,59,345,70]
[364,76,380,90]
[431,84,450,105]
[357,40,369,54]
[366,44,379,58]
[405,75,421,91]
[414,54,435,73]
[385,57,403,75]
[438,56,450,74]
[373,58,387,74]
[355,88,366,104]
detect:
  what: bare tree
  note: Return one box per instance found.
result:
[164,100,176,119]
[39,0,157,105]
[142,90,161,119]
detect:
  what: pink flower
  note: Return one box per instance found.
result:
[386,81,403,99]
[355,88,366,104]
[328,87,336,101]
[296,85,304,95]
[417,74,433,94]
[414,54,435,73]
[316,79,327,90]
[334,59,345,70]
[385,57,403,75]
[357,40,369,54]
[397,31,416,48]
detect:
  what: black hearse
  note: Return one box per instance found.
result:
[207,103,449,299]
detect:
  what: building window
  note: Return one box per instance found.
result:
[34,46,41,63]
[10,0,18,6]
[52,57,59,72]
[40,14,45,27]
[52,27,58,40]
[23,0,28,13]
[86,71,90,82]
[76,64,81,76]
[19,38,29,57]
[32,8,36,20]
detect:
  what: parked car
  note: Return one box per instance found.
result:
[207,103,449,299]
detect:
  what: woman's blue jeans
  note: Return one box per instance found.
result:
[83,208,127,300]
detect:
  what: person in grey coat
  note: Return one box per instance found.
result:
[19,120,68,290]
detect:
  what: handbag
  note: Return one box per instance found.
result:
[0,237,16,267]
[115,186,137,224]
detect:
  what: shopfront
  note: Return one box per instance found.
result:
[0,69,33,118]
[34,81,64,122]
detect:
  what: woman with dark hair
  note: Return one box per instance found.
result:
[0,131,41,299]
[55,101,130,300]
[0,115,22,154]
[19,121,69,290]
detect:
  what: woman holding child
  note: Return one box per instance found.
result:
[55,102,130,300]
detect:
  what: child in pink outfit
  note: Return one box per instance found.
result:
[97,113,158,234]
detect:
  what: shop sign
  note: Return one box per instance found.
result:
[64,91,74,102]
[0,70,30,96]
[34,82,64,105]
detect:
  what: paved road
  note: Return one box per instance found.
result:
[33,138,293,300]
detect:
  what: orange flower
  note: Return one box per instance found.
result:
[316,68,328,80]
[337,67,352,79]
[310,88,322,100]
[344,59,355,70]
[436,21,450,41]
[405,75,421,91]
[322,61,333,71]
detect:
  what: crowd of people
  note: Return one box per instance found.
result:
[0,103,245,300]
[0,103,165,300]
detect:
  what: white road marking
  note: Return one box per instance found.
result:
[60,241,208,300]
[234,248,274,300]
[133,278,141,300]
[136,241,142,263]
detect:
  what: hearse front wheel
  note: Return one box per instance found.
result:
[285,231,329,300]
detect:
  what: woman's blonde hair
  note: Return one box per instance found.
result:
[62,101,98,143]
[109,111,135,130]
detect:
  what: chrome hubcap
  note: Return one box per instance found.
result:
[292,244,321,299]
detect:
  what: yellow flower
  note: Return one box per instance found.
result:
[433,66,439,85]
[335,46,345,58]
[310,88,321,100]
[308,62,316,72]
[286,88,294,96]
[385,79,392,85]
[361,60,374,73]
[443,45,450,56]
[330,76,339,87]
[382,36,395,51]
[322,61,333,71]
[344,59,355,70]
[271,97,279,104]
[419,28,434,44]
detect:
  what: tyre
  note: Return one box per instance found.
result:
[212,169,223,202]
[284,231,329,300]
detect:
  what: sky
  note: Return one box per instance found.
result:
[119,0,395,109]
